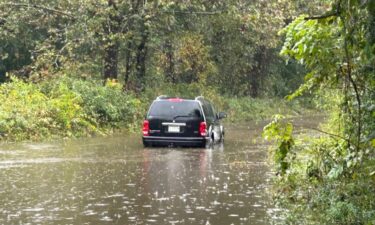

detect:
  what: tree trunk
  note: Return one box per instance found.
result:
[135,18,149,92]
[124,40,133,85]
[103,0,120,81]
[249,46,267,97]
[165,40,175,83]
[104,42,119,80]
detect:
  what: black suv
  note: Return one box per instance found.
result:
[142,96,226,147]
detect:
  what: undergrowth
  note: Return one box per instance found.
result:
[0,77,317,142]
[0,76,144,141]
[265,114,375,225]
[142,82,318,123]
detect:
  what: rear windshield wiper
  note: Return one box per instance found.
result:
[173,115,191,120]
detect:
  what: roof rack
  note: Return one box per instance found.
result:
[195,96,204,100]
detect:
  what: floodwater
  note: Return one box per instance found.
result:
[0,117,321,225]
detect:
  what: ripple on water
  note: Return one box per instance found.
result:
[0,164,29,169]
[0,119,310,225]
[105,193,124,198]
[22,143,59,150]
[100,216,113,222]
[82,210,97,216]
[23,208,44,212]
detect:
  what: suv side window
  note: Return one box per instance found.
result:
[209,103,217,119]
[201,100,215,120]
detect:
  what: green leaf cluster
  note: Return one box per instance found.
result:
[273,0,375,223]
[0,75,144,141]
[263,115,294,175]
[0,0,317,98]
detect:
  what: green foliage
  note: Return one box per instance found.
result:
[223,97,314,122]
[274,0,375,224]
[0,77,94,140]
[0,0,311,98]
[280,15,341,100]
[0,69,315,142]
[0,75,143,141]
[156,33,216,84]
[44,76,144,130]
[142,81,317,122]
[263,115,294,175]
[274,135,375,224]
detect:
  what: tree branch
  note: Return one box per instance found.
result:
[304,10,340,20]
[1,3,75,19]
[308,127,350,143]
[163,10,223,15]
[0,16,16,33]
[108,0,118,11]
[0,16,6,26]
[345,43,362,151]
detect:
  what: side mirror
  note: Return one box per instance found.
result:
[218,112,227,120]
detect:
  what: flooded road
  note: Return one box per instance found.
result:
[0,117,321,225]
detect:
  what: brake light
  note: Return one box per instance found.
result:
[199,122,207,136]
[143,120,149,136]
[168,98,183,102]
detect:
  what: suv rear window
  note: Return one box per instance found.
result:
[148,101,202,118]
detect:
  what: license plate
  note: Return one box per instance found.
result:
[168,125,180,133]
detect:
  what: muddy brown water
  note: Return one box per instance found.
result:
[0,116,322,225]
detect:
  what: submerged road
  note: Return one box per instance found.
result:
[0,117,321,224]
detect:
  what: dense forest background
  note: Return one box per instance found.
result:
[0,0,326,140]
[1,0,375,224]
[0,0,327,97]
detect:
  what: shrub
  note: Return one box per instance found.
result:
[0,76,143,141]
[41,76,143,129]
[0,77,92,140]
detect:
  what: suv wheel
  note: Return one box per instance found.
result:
[205,136,214,148]
[143,141,151,148]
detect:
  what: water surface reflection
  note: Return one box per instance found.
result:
[0,121,284,224]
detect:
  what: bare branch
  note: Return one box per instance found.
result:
[162,10,223,15]
[344,37,362,151]
[308,127,350,143]
[1,3,75,19]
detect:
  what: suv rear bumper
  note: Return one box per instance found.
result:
[143,136,210,147]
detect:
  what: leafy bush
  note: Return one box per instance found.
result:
[268,123,375,225]
[0,76,317,142]
[263,115,294,175]
[41,76,143,130]
[0,77,95,140]
[0,76,144,141]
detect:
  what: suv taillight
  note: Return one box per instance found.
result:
[199,122,207,137]
[143,120,149,136]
